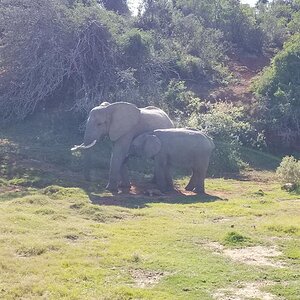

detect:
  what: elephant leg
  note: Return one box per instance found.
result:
[119,162,131,188]
[164,164,174,191]
[150,173,156,184]
[83,149,92,181]
[106,136,132,192]
[193,171,205,194]
[193,159,209,194]
[185,170,197,191]
[154,156,169,192]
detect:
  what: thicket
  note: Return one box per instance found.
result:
[276,156,300,186]
[0,0,275,121]
[253,34,300,148]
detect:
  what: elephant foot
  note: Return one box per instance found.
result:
[105,183,119,193]
[194,187,205,194]
[150,176,156,184]
[159,185,174,193]
[119,182,131,188]
[185,184,194,191]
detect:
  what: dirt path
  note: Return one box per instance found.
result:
[209,50,269,103]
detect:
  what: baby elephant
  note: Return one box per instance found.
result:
[130,128,215,193]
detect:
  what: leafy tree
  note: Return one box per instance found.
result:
[0,0,125,119]
[253,34,300,148]
[101,0,129,15]
[175,0,264,53]
[136,1,227,84]
[276,156,300,185]
[188,101,260,173]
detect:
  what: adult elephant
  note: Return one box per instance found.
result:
[72,102,174,192]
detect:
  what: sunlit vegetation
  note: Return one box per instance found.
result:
[0,0,300,298]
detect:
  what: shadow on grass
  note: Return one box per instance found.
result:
[88,188,223,209]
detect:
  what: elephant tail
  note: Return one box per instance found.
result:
[200,131,215,150]
[209,138,215,150]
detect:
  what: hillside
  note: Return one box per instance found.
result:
[208,51,270,103]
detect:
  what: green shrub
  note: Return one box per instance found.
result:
[253,34,300,148]
[276,156,300,185]
[161,80,201,119]
[0,0,127,119]
[188,102,262,174]
[223,231,252,246]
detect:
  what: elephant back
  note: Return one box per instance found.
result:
[137,107,174,135]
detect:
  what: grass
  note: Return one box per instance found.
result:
[223,231,252,246]
[0,117,299,299]
[0,173,299,299]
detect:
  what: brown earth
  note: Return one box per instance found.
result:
[208,50,270,103]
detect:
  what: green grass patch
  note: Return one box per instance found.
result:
[223,231,252,247]
[42,185,87,199]
[0,175,299,299]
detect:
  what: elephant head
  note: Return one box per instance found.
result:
[72,102,141,150]
[131,133,162,158]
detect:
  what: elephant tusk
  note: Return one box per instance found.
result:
[83,140,97,149]
[71,143,84,151]
[71,140,97,151]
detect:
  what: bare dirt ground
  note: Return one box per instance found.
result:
[208,50,270,103]
[129,269,169,288]
[213,281,283,300]
[206,242,284,268]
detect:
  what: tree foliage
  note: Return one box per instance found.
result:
[1,0,300,159]
[101,0,129,15]
[0,0,128,118]
[253,34,300,147]
[276,156,300,185]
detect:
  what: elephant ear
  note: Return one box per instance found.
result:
[99,101,110,107]
[108,102,141,141]
[144,135,161,158]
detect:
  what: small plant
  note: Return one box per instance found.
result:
[131,252,142,263]
[43,185,87,199]
[16,246,47,257]
[267,225,299,235]
[276,156,300,187]
[223,231,251,246]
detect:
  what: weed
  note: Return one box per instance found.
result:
[34,208,56,215]
[16,246,47,257]
[223,231,252,246]
[42,185,87,199]
[131,252,142,263]
[13,195,50,205]
[267,225,299,235]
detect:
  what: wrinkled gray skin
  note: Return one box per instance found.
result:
[130,128,215,194]
[72,102,174,192]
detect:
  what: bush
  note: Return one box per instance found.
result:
[188,102,262,174]
[256,0,293,49]
[0,0,127,119]
[276,156,300,185]
[136,2,228,85]
[161,80,201,120]
[253,34,300,148]
[223,231,252,246]
[176,0,264,54]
